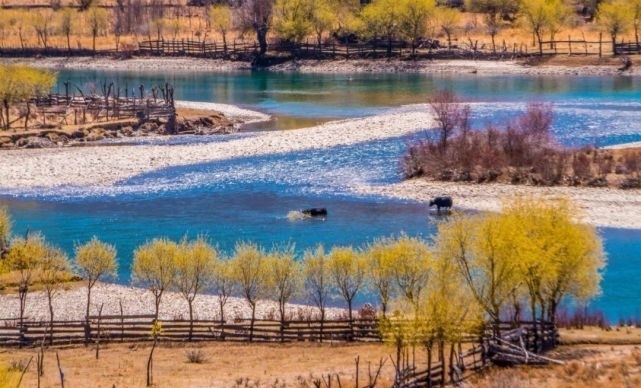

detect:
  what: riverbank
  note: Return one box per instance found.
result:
[4,55,640,75]
[0,282,345,322]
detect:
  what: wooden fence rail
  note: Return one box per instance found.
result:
[0,316,381,347]
[1,37,638,61]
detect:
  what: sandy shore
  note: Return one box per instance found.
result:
[0,104,435,189]
[5,56,639,76]
[0,282,346,322]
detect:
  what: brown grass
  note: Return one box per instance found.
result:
[0,341,397,388]
[2,326,641,387]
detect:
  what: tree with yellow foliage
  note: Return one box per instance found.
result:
[132,238,178,319]
[175,236,217,340]
[598,0,634,55]
[210,253,235,323]
[40,244,72,344]
[499,198,605,324]
[521,0,571,56]
[0,206,11,256]
[74,236,117,320]
[230,241,269,342]
[266,244,301,340]
[272,0,313,44]
[399,0,436,55]
[6,232,48,325]
[303,245,330,338]
[0,65,55,131]
[365,237,397,318]
[59,7,75,52]
[209,4,233,53]
[87,5,109,53]
[435,5,460,50]
[327,246,366,324]
[360,0,405,57]
[310,0,337,46]
[435,212,521,330]
[419,252,483,380]
[388,234,433,312]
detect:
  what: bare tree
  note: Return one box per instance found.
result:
[236,0,276,57]
[428,89,466,154]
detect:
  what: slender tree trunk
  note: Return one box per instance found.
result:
[24,102,30,131]
[249,302,256,342]
[48,291,55,345]
[154,291,163,320]
[85,285,92,320]
[188,299,193,341]
[146,336,157,386]
[4,99,10,131]
[279,301,286,343]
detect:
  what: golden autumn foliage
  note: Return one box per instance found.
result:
[327,245,366,322]
[0,65,56,131]
[0,206,11,255]
[132,237,179,318]
[74,236,118,319]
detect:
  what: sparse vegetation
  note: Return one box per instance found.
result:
[402,90,641,189]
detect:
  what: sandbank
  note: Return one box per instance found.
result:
[0,282,346,322]
[5,56,640,76]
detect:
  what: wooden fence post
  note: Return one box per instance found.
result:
[599,32,602,57]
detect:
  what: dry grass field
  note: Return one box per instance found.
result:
[2,327,641,387]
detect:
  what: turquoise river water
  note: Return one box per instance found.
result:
[1,69,640,322]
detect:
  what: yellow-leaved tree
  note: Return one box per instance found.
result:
[436,212,521,331]
[0,206,11,256]
[399,0,436,55]
[230,241,269,342]
[266,244,301,341]
[365,236,397,318]
[598,0,634,55]
[174,236,217,340]
[40,244,72,344]
[360,0,405,57]
[327,245,366,324]
[6,232,48,325]
[272,0,313,44]
[503,198,605,325]
[132,238,178,319]
[209,4,233,53]
[303,244,330,339]
[74,236,118,320]
[210,253,235,323]
[521,0,571,55]
[387,234,433,313]
[0,65,55,131]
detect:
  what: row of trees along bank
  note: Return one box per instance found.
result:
[0,0,640,57]
[0,197,605,343]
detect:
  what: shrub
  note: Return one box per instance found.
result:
[185,349,207,364]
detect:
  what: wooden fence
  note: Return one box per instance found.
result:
[394,321,558,388]
[2,36,639,61]
[0,315,380,347]
[30,90,175,127]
